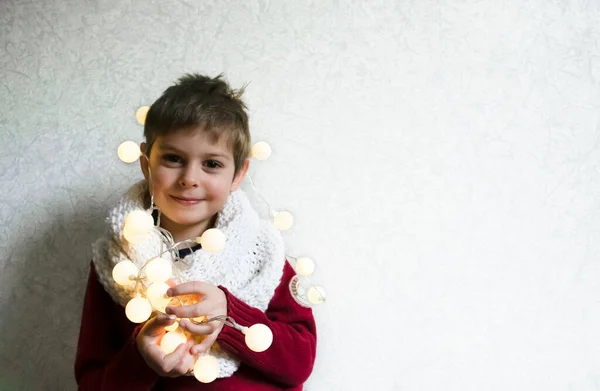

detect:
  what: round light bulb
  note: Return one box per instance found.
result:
[125,297,152,323]
[164,321,179,332]
[117,141,141,163]
[123,210,154,244]
[252,141,272,160]
[244,323,273,352]
[295,257,315,277]
[274,211,294,231]
[124,210,154,233]
[199,228,226,253]
[307,285,326,305]
[112,260,139,286]
[160,330,187,354]
[136,106,150,125]
[146,282,171,312]
[145,258,172,283]
[123,227,149,244]
[193,355,220,383]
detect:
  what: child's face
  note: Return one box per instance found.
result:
[140,127,248,238]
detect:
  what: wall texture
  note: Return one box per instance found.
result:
[2,0,600,390]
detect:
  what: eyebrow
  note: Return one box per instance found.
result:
[158,142,231,160]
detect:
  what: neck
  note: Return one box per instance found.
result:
[159,213,217,247]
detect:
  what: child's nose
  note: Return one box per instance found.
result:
[179,166,203,188]
[179,176,198,188]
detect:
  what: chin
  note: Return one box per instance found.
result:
[160,210,201,225]
[173,216,207,226]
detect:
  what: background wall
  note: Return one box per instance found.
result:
[2,0,600,390]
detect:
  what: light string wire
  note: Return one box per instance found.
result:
[128,155,245,330]
[126,163,325,327]
[245,170,326,305]
[116,112,325,381]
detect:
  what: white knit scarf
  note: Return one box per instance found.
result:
[92,180,286,378]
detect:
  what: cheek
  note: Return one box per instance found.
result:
[206,178,233,198]
[151,168,177,192]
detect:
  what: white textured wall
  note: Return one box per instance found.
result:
[2,0,600,390]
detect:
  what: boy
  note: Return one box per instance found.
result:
[75,74,317,390]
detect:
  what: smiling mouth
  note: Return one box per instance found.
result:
[171,195,204,205]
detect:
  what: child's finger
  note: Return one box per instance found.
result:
[162,341,194,373]
[168,349,195,377]
[143,314,177,338]
[179,318,214,335]
[191,332,218,355]
[165,303,211,319]
[167,281,211,297]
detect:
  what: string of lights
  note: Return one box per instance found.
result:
[109,106,326,382]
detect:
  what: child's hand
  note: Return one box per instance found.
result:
[165,282,227,355]
[136,314,195,377]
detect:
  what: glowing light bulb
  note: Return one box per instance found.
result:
[160,330,187,354]
[123,227,148,244]
[252,141,272,160]
[136,106,150,125]
[193,355,220,383]
[125,296,152,323]
[295,257,315,277]
[146,282,171,312]
[164,321,179,332]
[145,258,172,283]
[273,211,294,231]
[307,285,326,305]
[198,228,226,253]
[117,141,141,163]
[124,210,154,233]
[123,210,154,244]
[112,260,138,286]
[243,324,273,352]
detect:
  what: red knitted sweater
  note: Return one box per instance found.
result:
[74,261,317,390]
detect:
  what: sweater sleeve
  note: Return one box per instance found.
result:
[74,262,160,390]
[216,261,317,387]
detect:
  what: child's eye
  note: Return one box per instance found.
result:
[205,160,223,169]
[162,154,183,164]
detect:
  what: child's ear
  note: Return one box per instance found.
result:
[230,159,250,192]
[139,142,150,181]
